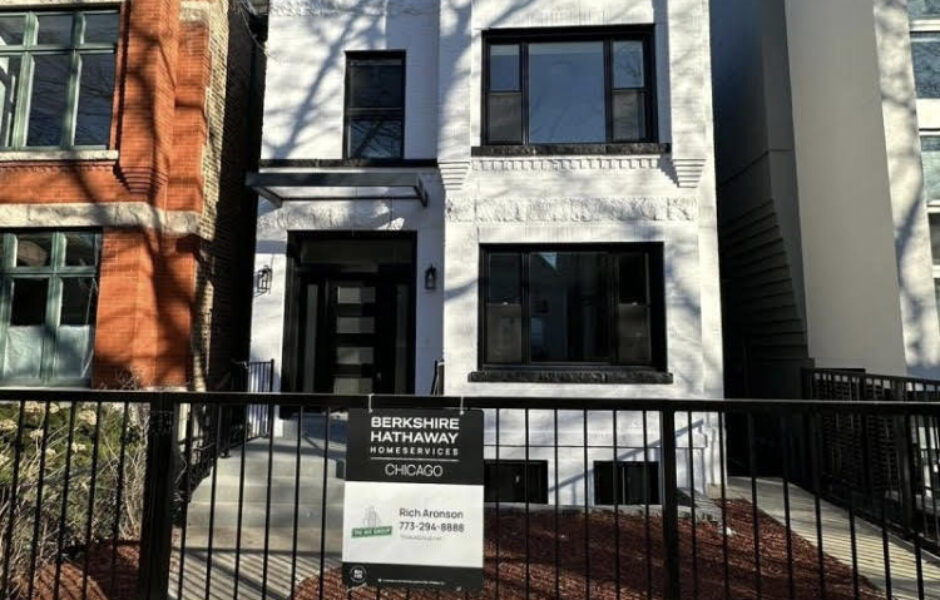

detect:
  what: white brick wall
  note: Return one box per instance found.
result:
[251,0,724,497]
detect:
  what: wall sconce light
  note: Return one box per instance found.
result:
[424,264,438,291]
[256,266,273,295]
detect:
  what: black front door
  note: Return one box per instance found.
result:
[301,275,412,394]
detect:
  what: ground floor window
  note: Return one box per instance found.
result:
[484,459,549,503]
[593,460,659,505]
[0,230,100,385]
[480,244,666,370]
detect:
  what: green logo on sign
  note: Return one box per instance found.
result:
[352,526,393,538]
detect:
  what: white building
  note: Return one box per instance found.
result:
[248,0,723,503]
[712,0,940,401]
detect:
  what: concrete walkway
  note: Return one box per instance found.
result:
[169,414,346,600]
[727,477,940,600]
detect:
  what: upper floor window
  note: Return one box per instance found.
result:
[483,29,655,145]
[912,33,940,99]
[344,52,405,159]
[481,245,666,370]
[910,0,940,19]
[0,231,101,386]
[0,10,119,150]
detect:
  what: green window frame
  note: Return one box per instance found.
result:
[0,230,102,386]
[0,10,120,150]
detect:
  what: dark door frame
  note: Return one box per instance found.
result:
[281,231,417,396]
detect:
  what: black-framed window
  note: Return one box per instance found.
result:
[484,460,548,503]
[343,52,405,159]
[594,461,659,505]
[0,230,101,386]
[0,10,119,150]
[483,29,655,145]
[481,245,665,370]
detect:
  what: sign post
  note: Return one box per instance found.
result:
[342,408,484,590]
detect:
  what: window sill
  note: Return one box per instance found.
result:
[468,369,674,384]
[471,143,669,157]
[0,149,118,162]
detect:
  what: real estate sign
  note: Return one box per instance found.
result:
[342,408,484,590]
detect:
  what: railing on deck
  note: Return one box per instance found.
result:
[0,389,937,600]
[807,368,940,557]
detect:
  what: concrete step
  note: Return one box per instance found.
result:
[191,475,346,505]
[186,499,345,530]
[177,523,345,554]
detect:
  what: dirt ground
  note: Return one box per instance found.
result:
[19,500,883,600]
[294,501,884,600]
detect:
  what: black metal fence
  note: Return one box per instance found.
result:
[806,368,940,557]
[0,389,938,600]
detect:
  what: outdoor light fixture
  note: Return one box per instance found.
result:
[424,264,438,291]
[256,266,273,295]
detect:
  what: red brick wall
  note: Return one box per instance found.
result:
[0,0,251,390]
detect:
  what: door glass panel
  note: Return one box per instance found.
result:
[334,377,373,393]
[337,316,375,334]
[394,284,409,394]
[337,347,374,365]
[301,284,319,393]
[337,286,375,304]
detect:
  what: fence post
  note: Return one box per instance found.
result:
[137,394,177,600]
[660,409,680,600]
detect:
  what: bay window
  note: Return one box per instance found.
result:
[0,10,119,150]
[0,231,101,385]
[483,29,655,145]
[480,245,666,371]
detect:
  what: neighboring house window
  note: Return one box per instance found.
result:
[483,29,655,145]
[0,11,119,150]
[0,231,101,385]
[912,32,940,99]
[910,0,940,19]
[480,245,666,370]
[594,461,659,505]
[344,52,405,159]
[924,137,940,321]
[483,460,548,503]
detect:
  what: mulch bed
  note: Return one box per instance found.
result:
[18,541,139,600]
[294,501,884,600]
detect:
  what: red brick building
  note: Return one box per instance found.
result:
[0,0,263,389]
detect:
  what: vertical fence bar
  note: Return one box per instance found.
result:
[261,402,276,600]
[1,400,26,598]
[553,409,560,600]
[137,394,177,600]
[810,413,827,600]
[25,401,52,600]
[643,411,651,600]
[718,412,729,599]
[747,414,761,599]
[903,414,926,600]
[779,416,795,600]
[318,407,331,600]
[494,408,501,599]
[80,401,104,600]
[290,406,304,599]
[53,402,78,600]
[660,409,680,600]
[688,411,698,600]
[110,401,130,592]
[204,406,224,600]
[612,410,621,600]
[582,409,590,600]
[233,403,249,599]
[524,408,530,600]
[176,404,196,600]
